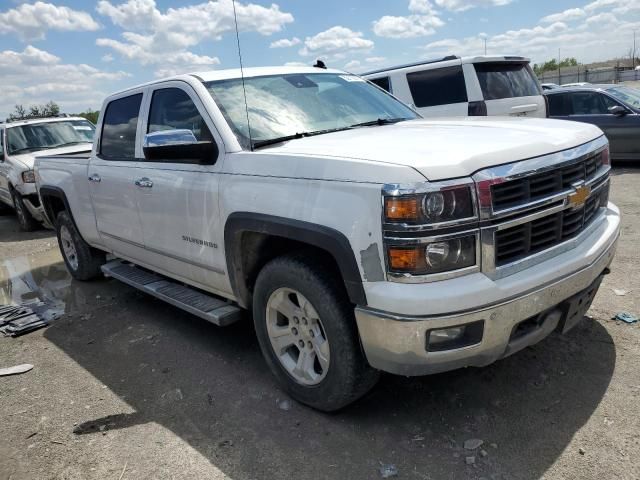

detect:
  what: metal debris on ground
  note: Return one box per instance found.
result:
[0,363,34,376]
[378,463,398,478]
[612,312,639,324]
[0,304,54,336]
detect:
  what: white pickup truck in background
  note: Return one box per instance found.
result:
[34,66,620,411]
[0,116,95,230]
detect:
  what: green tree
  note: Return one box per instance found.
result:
[74,109,99,124]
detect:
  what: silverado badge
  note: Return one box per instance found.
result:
[568,184,591,208]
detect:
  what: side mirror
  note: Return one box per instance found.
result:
[142,129,218,164]
[609,105,628,116]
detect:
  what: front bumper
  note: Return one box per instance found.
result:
[355,205,620,376]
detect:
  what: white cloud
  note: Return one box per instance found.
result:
[270,37,301,48]
[373,14,444,38]
[0,45,129,119]
[0,1,99,41]
[96,0,293,75]
[283,61,308,67]
[434,0,512,12]
[421,4,640,66]
[541,8,586,23]
[373,1,444,39]
[299,26,374,60]
[343,60,361,70]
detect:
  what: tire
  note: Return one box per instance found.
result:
[11,188,39,232]
[56,211,105,280]
[253,253,379,412]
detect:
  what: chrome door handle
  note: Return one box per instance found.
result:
[134,177,153,188]
[88,174,101,183]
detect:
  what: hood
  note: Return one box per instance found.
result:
[10,143,92,170]
[261,117,604,181]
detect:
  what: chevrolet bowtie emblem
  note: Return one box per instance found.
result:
[568,184,591,208]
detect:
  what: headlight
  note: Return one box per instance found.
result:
[384,184,475,225]
[22,170,35,183]
[387,234,477,275]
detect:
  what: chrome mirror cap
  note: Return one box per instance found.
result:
[143,129,197,148]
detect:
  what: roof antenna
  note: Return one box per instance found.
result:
[314,59,327,69]
[232,0,253,151]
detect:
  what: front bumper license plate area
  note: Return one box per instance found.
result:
[557,274,605,334]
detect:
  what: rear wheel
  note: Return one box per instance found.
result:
[253,253,379,411]
[56,211,105,280]
[11,188,39,231]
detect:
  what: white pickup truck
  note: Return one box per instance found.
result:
[0,116,95,230]
[35,66,620,411]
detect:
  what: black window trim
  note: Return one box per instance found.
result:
[97,92,144,162]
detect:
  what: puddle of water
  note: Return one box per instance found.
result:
[0,250,86,322]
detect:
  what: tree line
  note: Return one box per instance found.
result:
[532,58,578,76]
[7,101,99,125]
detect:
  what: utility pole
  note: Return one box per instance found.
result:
[633,30,637,68]
[558,48,561,85]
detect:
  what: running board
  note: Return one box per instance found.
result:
[101,260,242,327]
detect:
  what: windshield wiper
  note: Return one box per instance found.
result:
[252,126,354,149]
[52,141,92,148]
[9,147,49,154]
[251,118,409,150]
[349,117,408,128]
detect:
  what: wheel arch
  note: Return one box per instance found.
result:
[224,212,367,310]
[39,186,77,230]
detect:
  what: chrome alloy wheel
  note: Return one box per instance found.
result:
[60,225,79,270]
[266,288,330,386]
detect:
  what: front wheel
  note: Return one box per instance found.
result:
[253,253,379,411]
[11,189,39,231]
[56,211,105,280]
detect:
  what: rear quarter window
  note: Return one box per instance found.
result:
[475,62,540,100]
[369,77,391,92]
[406,66,467,108]
[100,93,143,160]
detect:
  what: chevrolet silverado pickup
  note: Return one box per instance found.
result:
[34,67,620,411]
[0,116,95,230]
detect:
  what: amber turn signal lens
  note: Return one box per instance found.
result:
[385,197,419,221]
[388,247,421,271]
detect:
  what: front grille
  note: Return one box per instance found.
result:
[495,185,607,266]
[491,152,603,211]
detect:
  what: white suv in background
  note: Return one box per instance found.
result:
[0,116,95,230]
[363,55,547,118]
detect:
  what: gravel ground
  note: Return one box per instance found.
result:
[1,167,639,480]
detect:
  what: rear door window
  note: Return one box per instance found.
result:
[474,62,540,100]
[0,129,4,160]
[100,93,143,160]
[369,77,391,92]
[406,66,467,108]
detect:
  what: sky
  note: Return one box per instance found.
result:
[1,0,639,118]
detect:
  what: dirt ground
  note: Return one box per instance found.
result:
[1,168,639,480]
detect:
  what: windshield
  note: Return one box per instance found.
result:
[607,86,640,109]
[204,73,418,148]
[7,120,95,155]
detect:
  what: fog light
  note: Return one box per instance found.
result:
[429,326,464,344]
[426,321,484,352]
